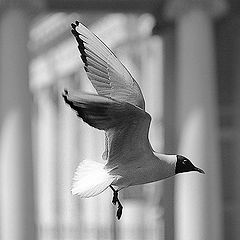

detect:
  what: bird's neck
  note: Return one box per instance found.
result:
[154,152,177,175]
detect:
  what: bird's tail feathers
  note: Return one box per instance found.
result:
[71,159,115,198]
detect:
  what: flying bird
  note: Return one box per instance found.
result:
[62,21,205,220]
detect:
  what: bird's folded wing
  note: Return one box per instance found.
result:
[62,90,152,162]
[71,21,145,110]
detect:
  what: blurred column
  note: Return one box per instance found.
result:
[0,3,40,240]
[77,71,104,240]
[216,15,240,240]
[165,1,227,240]
[58,78,81,240]
[36,87,58,240]
[161,24,176,240]
[233,24,240,239]
[140,35,165,240]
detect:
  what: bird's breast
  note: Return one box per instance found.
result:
[109,155,175,189]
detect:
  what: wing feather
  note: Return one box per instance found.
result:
[85,57,108,72]
[71,21,145,110]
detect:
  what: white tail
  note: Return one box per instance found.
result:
[71,159,116,198]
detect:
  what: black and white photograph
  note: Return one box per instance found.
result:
[0,0,239,240]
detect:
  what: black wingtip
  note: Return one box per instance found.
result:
[71,23,76,30]
[71,21,80,30]
[62,90,76,112]
[63,89,68,95]
[70,21,88,66]
[71,22,79,37]
[62,89,69,103]
[61,90,83,118]
[71,22,81,40]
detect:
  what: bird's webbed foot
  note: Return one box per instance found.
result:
[116,201,123,220]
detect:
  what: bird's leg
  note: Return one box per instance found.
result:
[110,185,123,220]
[110,185,118,205]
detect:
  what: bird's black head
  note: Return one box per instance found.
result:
[175,155,205,174]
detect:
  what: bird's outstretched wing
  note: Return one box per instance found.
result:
[71,21,145,110]
[63,90,152,164]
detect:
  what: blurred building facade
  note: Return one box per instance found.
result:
[30,13,166,240]
[0,0,240,240]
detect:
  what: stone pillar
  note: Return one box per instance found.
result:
[0,4,39,240]
[165,1,227,240]
[216,14,240,240]
[58,78,82,240]
[77,72,101,240]
[36,87,58,240]
[161,24,176,240]
[233,19,240,239]
[137,22,167,238]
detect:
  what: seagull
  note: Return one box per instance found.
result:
[62,21,205,220]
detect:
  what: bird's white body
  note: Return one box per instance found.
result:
[109,153,176,190]
[71,149,177,197]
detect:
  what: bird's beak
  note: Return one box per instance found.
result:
[194,166,205,174]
